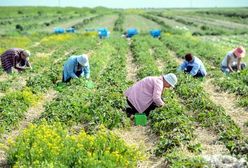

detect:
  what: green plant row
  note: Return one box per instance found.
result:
[86,38,131,129]
[39,40,114,126]
[130,36,160,79]
[160,34,248,160]
[152,12,247,36]
[0,7,94,20]
[131,36,207,167]
[4,37,143,167]
[141,14,183,34]
[147,37,208,167]
[113,13,124,32]
[198,9,248,20]
[0,34,74,135]
[0,34,98,137]
[40,38,130,130]
[6,121,142,167]
[0,33,78,91]
[0,7,105,35]
[26,35,99,93]
[72,15,101,30]
[0,88,38,136]
[161,33,248,107]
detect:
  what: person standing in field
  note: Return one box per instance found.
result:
[177,53,207,78]
[62,54,90,83]
[124,73,177,117]
[0,48,32,74]
[221,46,246,73]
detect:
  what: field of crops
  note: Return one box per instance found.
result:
[0,7,248,167]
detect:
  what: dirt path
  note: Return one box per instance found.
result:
[203,79,248,136]
[3,90,57,140]
[194,126,229,156]
[116,43,165,167]
[0,74,8,82]
[31,42,41,48]
[170,50,248,136]
[149,48,164,71]
[0,92,4,98]
[155,59,164,73]
[126,42,138,82]
[0,90,57,167]
[113,126,165,168]
[167,49,230,156]
[168,50,182,64]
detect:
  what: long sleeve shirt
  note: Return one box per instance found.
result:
[177,56,207,76]
[80,64,90,79]
[63,55,90,81]
[124,76,164,113]
[0,48,29,71]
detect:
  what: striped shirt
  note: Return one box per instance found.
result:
[0,48,28,71]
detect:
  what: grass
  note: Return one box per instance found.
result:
[123,14,161,32]
[81,14,119,31]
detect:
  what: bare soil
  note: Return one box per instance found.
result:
[113,126,166,168]
[0,90,57,167]
[194,126,229,156]
[203,79,248,136]
[126,43,138,82]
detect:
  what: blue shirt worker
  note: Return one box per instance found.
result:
[178,53,207,78]
[62,54,90,83]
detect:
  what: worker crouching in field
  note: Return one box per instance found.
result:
[124,73,177,117]
[221,46,246,73]
[178,53,207,78]
[0,48,32,74]
[62,54,90,83]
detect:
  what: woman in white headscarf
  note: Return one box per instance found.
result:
[62,54,90,83]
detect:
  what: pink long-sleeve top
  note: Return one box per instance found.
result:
[124,76,165,113]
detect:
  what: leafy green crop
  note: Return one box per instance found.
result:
[7,121,142,167]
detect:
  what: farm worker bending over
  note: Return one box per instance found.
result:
[62,54,90,83]
[178,53,207,78]
[124,73,177,117]
[221,46,246,73]
[121,31,127,38]
[0,48,32,74]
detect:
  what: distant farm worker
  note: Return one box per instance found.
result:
[178,53,207,78]
[62,54,90,83]
[221,46,246,73]
[124,73,177,117]
[0,48,32,74]
[121,31,127,38]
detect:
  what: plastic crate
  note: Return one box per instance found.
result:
[54,27,65,34]
[98,28,109,38]
[134,113,147,126]
[66,27,75,33]
[127,28,138,38]
[150,29,161,38]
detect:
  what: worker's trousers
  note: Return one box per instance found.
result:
[62,70,82,83]
[184,66,205,77]
[125,98,157,117]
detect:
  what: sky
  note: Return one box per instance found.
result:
[0,0,248,8]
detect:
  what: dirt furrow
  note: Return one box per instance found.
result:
[168,49,230,156]
[113,126,165,168]
[203,79,248,136]
[116,42,164,167]
[126,44,138,82]
[0,90,57,167]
